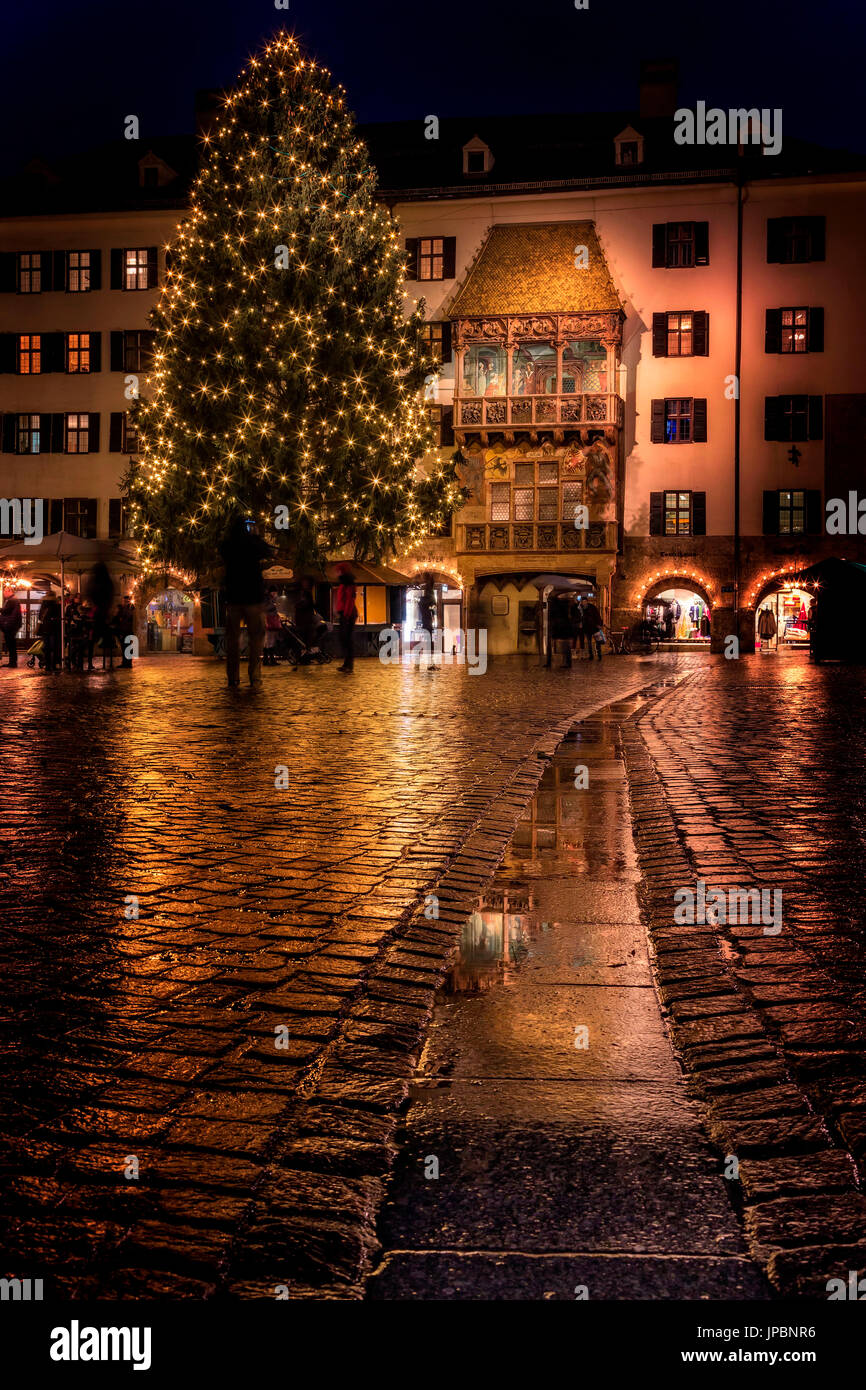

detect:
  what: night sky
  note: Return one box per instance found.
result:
[3,0,864,177]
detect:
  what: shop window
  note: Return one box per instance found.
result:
[18,252,42,293]
[365,587,387,626]
[652,222,710,268]
[18,334,41,373]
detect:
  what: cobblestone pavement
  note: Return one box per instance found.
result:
[0,650,697,1299]
[626,653,866,1297]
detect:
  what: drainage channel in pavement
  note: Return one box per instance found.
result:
[367,695,773,1300]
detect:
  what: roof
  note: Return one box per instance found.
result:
[449,222,621,317]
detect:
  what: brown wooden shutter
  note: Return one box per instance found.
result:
[692,398,707,442]
[762,491,779,534]
[50,499,63,531]
[0,334,16,373]
[692,491,707,534]
[88,414,100,453]
[85,499,98,537]
[809,217,826,262]
[764,309,782,354]
[0,253,17,292]
[441,406,454,448]
[45,333,66,373]
[764,397,782,441]
[39,253,53,292]
[650,399,666,443]
[807,307,824,352]
[89,332,102,372]
[109,412,124,452]
[694,223,709,265]
[692,311,709,355]
[440,322,452,363]
[649,492,664,534]
[805,490,822,534]
[110,248,123,289]
[51,414,66,452]
[54,251,67,290]
[1,414,16,452]
[651,224,667,268]
[808,396,823,440]
[404,239,418,279]
[146,247,158,288]
[442,238,456,279]
[651,313,667,356]
[110,332,124,371]
[88,250,102,290]
[766,219,785,263]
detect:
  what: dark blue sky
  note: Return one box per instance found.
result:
[3,0,863,175]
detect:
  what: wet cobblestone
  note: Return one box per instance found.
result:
[0,652,692,1298]
[624,654,866,1297]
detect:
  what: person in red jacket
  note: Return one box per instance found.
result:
[334,565,358,672]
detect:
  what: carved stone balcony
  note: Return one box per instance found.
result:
[458,521,617,554]
[455,392,624,439]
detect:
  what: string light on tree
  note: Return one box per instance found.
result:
[127,31,462,576]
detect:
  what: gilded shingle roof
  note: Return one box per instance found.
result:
[448,222,621,317]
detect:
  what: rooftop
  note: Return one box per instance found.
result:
[448,222,621,317]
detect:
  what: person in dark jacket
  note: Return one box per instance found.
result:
[85,562,116,669]
[0,595,23,667]
[580,596,603,660]
[38,592,62,671]
[116,595,137,668]
[550,591,574,668]
[219,516,271,688]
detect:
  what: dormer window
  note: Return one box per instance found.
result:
[462,136,493,177]
[137,152,178,189]
[614,126,644,167]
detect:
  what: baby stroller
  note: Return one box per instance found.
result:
[281,615,332,665]
[26,638,45,669]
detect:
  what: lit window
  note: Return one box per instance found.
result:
[18,334,41,374]
[666,312,693,356]
[778,489,805,534]
[781,308,808,353]
[665,399,693,443]
[67,251,91,292]
[513,488,534,521]
[537,488,558,522]
[65,414,90,453]
[124,248,151,290]
[418,238,444,281]
[562,481,582,521]
[18,253,41,293]
[17,414,41,453]
[664,490,692,534]
[489,482,510,521]
[419,322,445,362]
[67,333,91,373]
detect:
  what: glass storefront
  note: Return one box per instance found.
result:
[645,586,710,642]
[756,586,813,649]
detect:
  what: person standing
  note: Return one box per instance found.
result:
[550,591,573,668]
[418,573,437,671]
[581,595,603,661]
[117,595,137,668]
[85,562,116,670]
[219,515,271,688]
[570,595,584,659]
[38,591,62,672]
[263,591,282,666]
[334,564,358,673]
[0,594,23,667]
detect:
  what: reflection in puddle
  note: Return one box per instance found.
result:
[446,891,533,995]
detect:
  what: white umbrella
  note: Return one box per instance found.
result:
[0,533,120,665]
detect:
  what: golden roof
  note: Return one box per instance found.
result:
[448,222,621,318]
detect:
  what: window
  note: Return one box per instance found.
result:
[665,399,692,443]
[489,482,510,522]
[62,498,97,538]
[123,330,154,372]
[764,395,823,442]
[18,253,42,293]
[462,344,507,396]
[418,321,451,364]
[142,167,159,188]
[651,398,707,443]
[767,217,825,264]
[664,490,692,534]
[419,237,444,281]
[652,222,710,269]
[109,499,129,537]
[780,308,808,353]
[65,414,91,453]
[18,334,41,374]
[667,313,692,356]
[67,251,91,292]
[765,307,823,354]
[124,248,152,290]
[537,488,559,522]
[561,480,582,521]
[619,141,639,165]
[513,488,534,521]
[778,489,806,534]
[122,414,139,454]
[16,414,41,453]
[466,150,486,173]
[67,333,91,373]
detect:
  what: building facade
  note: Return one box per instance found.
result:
[2,76,865,653]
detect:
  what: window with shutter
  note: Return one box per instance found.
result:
[418,237,445,281]
[18,252,42,294]
[67,251,91,292]
[651,313,667,357]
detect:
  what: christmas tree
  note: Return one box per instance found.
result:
[128,31,461,577]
